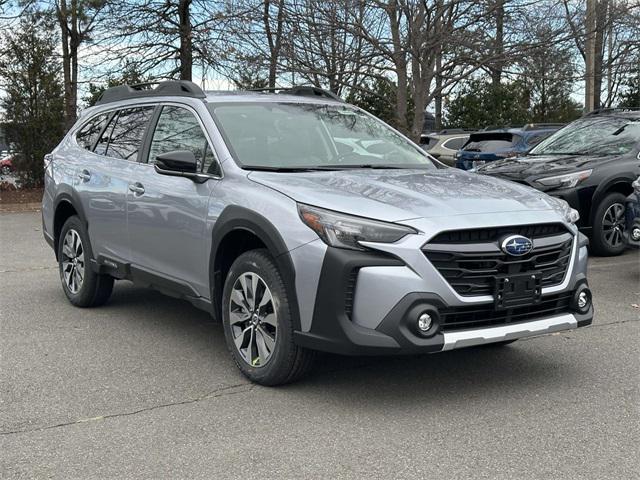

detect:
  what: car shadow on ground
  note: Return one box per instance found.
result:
[99,280,583,409]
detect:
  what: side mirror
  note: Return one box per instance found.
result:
[154,150,208,183]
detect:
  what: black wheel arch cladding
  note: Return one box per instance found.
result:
[210,205,301,329]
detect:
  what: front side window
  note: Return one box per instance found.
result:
[76,113,109,151]
[209,102,435,170]
[531,116,640,156]
[95,107,154,161]
[147,106,218,175]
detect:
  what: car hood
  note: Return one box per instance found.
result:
[248,168,557,222]
[476,153,614,179]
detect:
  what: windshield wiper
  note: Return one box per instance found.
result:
[327,164,426,170]
[242,165,340,172]
[244,164,429,172]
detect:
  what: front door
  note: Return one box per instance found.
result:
[126,104,222,298]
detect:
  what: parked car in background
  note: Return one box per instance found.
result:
[41,81,593,385]
[477,108,640,256]
[455,124,563,170]
[419,129,473,166]
[0,154,14,175]
[625,177,640,248]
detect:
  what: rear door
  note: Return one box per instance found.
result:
[74,106,154,263]
[126,104,221,298]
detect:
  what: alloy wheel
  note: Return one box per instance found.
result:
[602,202,626,248]
[61,229,85,294]
[229,272,278,367]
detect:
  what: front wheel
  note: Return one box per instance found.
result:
[222,249,314,385]
[591,192,627,256]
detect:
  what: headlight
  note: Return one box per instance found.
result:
[632,177,640,193]
[546,196,580,224]
[535,169,592,189]
[298,204,416,250]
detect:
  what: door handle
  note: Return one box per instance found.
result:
[77,169,91,182]
[128,183,145,195]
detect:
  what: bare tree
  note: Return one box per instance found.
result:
[54,0,109,128]
[101,0,231,83]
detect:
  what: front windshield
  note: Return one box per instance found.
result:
[530,115,640,156]
[209,102,436,170]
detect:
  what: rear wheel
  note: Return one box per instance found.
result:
[222,249,314,385]
[591,192,627,256]
[1,165,10,175]
[58,216,114,307]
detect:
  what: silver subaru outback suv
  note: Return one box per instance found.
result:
[42,81,593,385]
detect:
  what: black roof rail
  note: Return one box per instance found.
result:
[585,107,640,116]
[436,128,475,134]
[522,123,565,131]
[95,80,206,105]
[481,125,521,131]
[248,85,343,102]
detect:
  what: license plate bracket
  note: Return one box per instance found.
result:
[495,272,542,310]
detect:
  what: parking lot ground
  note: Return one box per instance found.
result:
[1,211,639,479]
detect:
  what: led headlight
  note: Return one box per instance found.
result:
[535,169,592,189]
[545,196,580,224]
[298,204,417,250]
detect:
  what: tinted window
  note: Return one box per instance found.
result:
[442,137,468,150]
[95,107,154,161]
[463,135,519,152]
[420,136,438,148]
[148,106,218,174]
[76,113,109,151]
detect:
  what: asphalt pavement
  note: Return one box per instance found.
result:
[1,211,639,479]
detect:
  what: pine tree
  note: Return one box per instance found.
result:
[0,13,65,187]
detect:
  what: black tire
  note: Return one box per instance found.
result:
[590,192,628,257]
[1,165,10,175]
[222,249,315,386]
[57,215,114,307]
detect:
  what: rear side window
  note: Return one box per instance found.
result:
[463,135,519,152]
[95,107,154,161]
[419,136,437,148]
[442,137,467,150]
[76,113,109,151]
[147,106,219,175]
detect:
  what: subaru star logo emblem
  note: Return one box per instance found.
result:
[501,235,533,256]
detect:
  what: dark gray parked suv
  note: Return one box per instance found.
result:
[42,81,594,385]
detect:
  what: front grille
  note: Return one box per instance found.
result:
[429,223,566,244]
[424,224,573,296]
[440,293,573,331]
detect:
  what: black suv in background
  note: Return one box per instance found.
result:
[478,109,640,256]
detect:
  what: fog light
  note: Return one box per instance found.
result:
[417,313,432,332]
[577,291,589,309]
[632,227,640,241]
[572,287,592,314]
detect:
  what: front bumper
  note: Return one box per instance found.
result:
[294,220,593,356]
